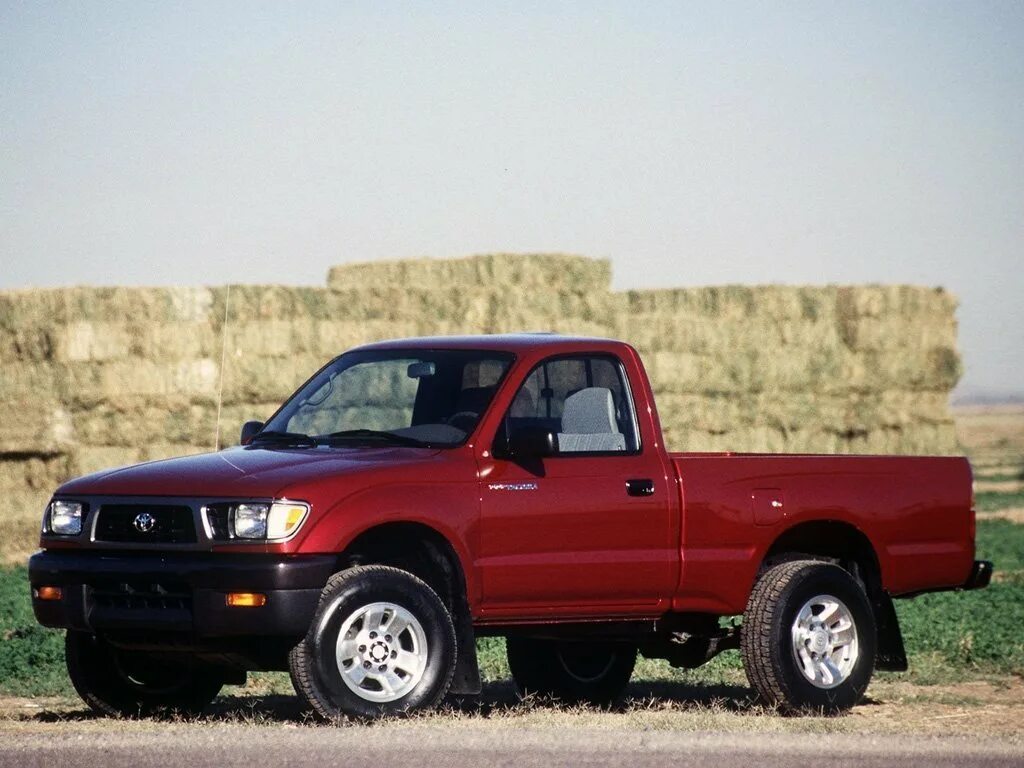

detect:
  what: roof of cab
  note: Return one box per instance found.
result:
[351,333,629,354]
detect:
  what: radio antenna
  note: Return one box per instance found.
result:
[213,284,231,451]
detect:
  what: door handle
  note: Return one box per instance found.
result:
[626,478,655,497]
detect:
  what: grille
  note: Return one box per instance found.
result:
[94,504,198,544]
[90,580,192,611]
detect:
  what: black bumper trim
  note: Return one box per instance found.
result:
[29,550,336,638]
[962,560,994,591]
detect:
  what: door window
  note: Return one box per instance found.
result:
[500,355,640,454]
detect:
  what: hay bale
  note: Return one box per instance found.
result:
[0,400,74,455]
[70,396,211,447]
[220,352,328,405]
[138,443,209,462]
[210,285,331,323]
[0,324,57,362]
[327,254,612,293]
[58,321,132,362]
[2,490,53,565]
[0,361,63,401]
[0,455,73,492]
[316,320,423,355]
[131,322,220,360]
[69,446,142,477]
[78,359,222,401]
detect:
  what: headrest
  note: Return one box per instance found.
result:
[561,387,618,434]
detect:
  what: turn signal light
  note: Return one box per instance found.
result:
[34,586,63,601]
[226,592,267,607]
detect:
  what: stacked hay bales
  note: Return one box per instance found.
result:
[0,253,961,560]
[617,285,960,453]
[325,253,615,338]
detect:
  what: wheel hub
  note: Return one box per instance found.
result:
[331,601,428,703]
[368,641,390,663]
[790,594,859,689]
[809,629,829,654]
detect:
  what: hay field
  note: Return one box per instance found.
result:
[957,404,1024,522]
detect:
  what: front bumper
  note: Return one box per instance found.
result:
[29,549,336,638]
[962,560,994,591]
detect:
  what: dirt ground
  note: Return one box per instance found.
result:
[978,508,1024,524]
[2,677,1022,739]
[954,404,1024,462]
[1,682,1022,767]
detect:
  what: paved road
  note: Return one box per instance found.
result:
[1,726,1021,768]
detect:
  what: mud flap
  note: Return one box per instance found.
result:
[448,608,482,695]
[873,592,908,672]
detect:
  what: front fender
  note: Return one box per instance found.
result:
[295,479,481,607]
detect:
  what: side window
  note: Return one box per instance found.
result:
[501,356,640,454]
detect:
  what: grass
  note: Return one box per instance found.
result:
[975,518,1024,572]
[976,489,1024,512]
[2,517,1020,700]
[0,565,70,697]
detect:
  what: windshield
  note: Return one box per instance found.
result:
[261,349,514,448]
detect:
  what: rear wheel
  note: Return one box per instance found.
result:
[506,638,636,706]
[65,631,224,717]
[289,565,457,720]
[741,560,876,715]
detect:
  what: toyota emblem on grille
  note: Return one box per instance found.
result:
[133,512,156,533]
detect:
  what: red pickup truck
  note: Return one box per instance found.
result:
[29,334,991,719]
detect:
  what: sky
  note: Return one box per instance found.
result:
[1,2,1021,398]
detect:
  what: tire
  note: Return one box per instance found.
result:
[289,565,457,720]
[65,631,223,718]
[741,560,876,715]
[506,637,637,706]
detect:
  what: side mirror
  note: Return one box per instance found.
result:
[506,427,557,460]
[240,421,265,445]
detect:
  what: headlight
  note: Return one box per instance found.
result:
[233,503,269,539]
[46,500,83,536]
[232,501,308,540]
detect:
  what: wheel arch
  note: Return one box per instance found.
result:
[337,520,481,694]
[760,519,883,594]
[340,521,468,610]
[759,518,906,672]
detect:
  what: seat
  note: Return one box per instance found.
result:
[509,387,536,418]
[557,387,626,452]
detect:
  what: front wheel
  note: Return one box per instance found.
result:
[289,565,457,720]
[741,560,876,715]
[506,638,637,706]
[65,631,224,717]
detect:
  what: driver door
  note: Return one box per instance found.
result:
[476,354,676,618]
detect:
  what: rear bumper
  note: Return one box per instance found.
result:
[28,549,336,638]
[962,560,994,591]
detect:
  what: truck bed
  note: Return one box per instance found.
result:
[668,452,975,614]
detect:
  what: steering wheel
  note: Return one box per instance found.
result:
[445,411,479,433]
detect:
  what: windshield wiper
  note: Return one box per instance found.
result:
[323,429,428,448]
[248,430,317,447]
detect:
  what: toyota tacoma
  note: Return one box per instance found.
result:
[29,334,992,718]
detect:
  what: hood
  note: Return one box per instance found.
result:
[57,444,441,499]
